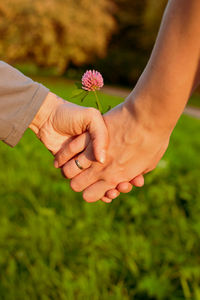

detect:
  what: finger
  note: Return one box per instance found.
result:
[101,197,113,204]
[87,108,108,164]
[61,142,95,179]
[82,180,115,203]
[105,189,120,199]
[62,146,93,179]
[70,163,101,192]
[62,156,90,179]
[130,175,144,187]
[54,132,90,168]
[115,182,133,193]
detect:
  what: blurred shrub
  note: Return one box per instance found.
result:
[0,0,115,74]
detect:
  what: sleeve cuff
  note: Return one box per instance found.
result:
[4,83,49,147]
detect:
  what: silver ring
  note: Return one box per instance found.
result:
[75,159,84,170]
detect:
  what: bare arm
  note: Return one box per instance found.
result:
[128,0,200,133]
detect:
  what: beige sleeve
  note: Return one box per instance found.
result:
[0,61,49,147]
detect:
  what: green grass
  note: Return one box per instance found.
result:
[0,76,200,300]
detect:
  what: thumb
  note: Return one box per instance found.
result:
[86,108,108,164]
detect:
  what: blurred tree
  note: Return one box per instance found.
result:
[142,0,168,49]
[0,0,115,74]
[95,0,168,85]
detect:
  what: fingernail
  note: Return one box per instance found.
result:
[99,150,106,164]
[54,160,59,168]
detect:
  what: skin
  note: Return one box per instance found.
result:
[29,92,108,164]
[29,92,143,203]
[56,0,200,202]
[62,101,170,202]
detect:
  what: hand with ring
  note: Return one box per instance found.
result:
[75,159,84,170]
[32,92,135,204]
[54,122,145,204]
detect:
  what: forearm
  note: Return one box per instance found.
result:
[126,0,200,133]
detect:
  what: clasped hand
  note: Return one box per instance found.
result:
[52,94,170,203]
[31,92,170,203]
[30,92,143,203]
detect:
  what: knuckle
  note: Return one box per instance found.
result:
[88,107,100,118]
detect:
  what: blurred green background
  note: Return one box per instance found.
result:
[0,1,200,299]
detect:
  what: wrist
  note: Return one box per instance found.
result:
[124,89,177,138]
[29,92,63,136]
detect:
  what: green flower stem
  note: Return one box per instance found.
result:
[94,90,103,113]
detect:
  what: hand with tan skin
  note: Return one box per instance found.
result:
[55,0,200,202]
[29,91,144,203]
[56,99,170,202]
[54,127,145,203]
[29,92,108,164]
